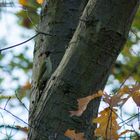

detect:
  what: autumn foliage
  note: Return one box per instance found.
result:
[64,85,140,140]
[19,0,44,6]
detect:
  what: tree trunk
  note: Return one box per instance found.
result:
[29,0,88,119]
[28,0,140,139]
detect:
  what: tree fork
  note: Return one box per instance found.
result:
[28,0,140,139]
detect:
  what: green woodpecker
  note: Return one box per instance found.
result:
[37,51,52,90]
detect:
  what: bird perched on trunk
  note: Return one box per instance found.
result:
[37,51,52,91]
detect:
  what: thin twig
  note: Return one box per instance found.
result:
[15,92,29,112]
[0,33,39,52]
[0,32,55,52]
[119,113,139,125]
[4,97,11,109]
[105,108,112,140]
[114,60,140,94]
[0,107,30,126]
[0,107,49,138]
[0,124,18,130]
[36,31,56,36]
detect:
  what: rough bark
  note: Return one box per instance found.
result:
[30,0,88,118]
[29,0,139,140]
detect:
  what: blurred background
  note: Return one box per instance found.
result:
[0,0,139,139]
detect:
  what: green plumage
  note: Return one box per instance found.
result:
[37,52,52,90]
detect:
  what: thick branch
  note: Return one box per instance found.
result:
[29,0,89,118]
[29,0,139,139]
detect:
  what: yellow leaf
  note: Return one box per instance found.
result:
[69,91,103,116]
[64,129,86,140]
[36,0,44,4]
[19,0,28,6]
[93,107,120,140]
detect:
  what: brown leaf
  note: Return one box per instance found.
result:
[17,81,31,99]
[103,85,139,107]
[22,81,31,90]
[70,91,103,116]
[64,129,86,140]
[16,125,28,133]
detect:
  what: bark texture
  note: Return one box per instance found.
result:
[29,0,140,139]
[30,0,88,118]
[30,0,88,116]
